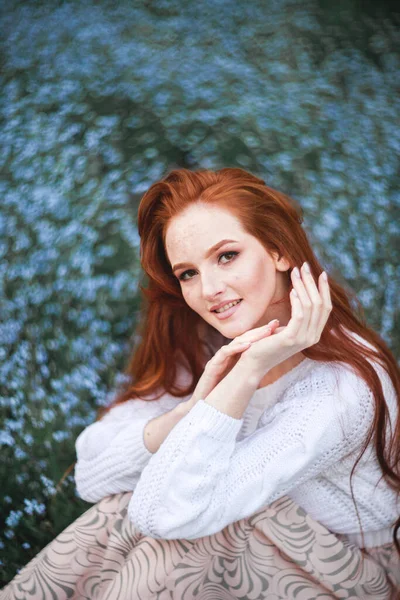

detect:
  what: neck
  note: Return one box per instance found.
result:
[257,352,305,389]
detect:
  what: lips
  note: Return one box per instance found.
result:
[212,299,242,312]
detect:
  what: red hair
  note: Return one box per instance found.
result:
[95,167,400,554]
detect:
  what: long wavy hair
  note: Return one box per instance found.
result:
[64,167,400,555]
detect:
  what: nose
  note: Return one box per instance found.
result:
[201,274,227,306]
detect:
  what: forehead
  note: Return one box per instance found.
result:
[165,204,245,253]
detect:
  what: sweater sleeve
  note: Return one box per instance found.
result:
[74,391,191,503]
[127,364,375,540]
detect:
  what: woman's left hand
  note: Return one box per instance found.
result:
[237,263,332,379]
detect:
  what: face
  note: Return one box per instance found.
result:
[165,203,292,339]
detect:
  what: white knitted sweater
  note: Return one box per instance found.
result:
[75,350,399,549]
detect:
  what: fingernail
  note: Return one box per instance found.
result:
[322,271,328,281]
[293,267,300,278]
[303,262,310,273]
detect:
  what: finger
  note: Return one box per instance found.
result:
[207,341,252,372]
[282,287,304,345]
[268,319,281,332]
[235,319,279,344]
[220,341,252,359]
[273,325,287,334]
[249,319,280,337]
[290,267,312,340]
[300,262,324,341]
[316,271,332,334]
[259,319,280,337]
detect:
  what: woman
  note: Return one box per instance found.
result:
[2,167,400,599]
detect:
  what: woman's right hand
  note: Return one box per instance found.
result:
[186,319,280,410]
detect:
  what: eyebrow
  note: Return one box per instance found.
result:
[172,239,239,273]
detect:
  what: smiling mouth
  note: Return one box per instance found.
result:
[212,299,243,313]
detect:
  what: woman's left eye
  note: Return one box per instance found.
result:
[218,251,239,264]
[177,251,239,281]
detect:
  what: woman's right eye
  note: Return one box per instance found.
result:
[178,270,195,281]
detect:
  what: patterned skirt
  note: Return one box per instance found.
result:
[1,492,399,600]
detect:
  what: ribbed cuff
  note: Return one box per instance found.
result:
[184,399,244,442]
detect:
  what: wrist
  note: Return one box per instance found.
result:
[202,359,262,420]
[235,357,264,387]
[176,397,197,417]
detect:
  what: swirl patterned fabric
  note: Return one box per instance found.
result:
[1,492,399,600]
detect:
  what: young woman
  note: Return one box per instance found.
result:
[2,167,399,599]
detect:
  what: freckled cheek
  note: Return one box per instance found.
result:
[183,290,198,311]
[233,268,256,290]
[182,290,191,303]
[237,265,273,301]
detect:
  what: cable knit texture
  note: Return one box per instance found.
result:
[75,338,399,549]
[74,392,189,502]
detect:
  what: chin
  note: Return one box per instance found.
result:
[220,323,248,337]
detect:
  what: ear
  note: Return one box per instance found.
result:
[272,252,291,272]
